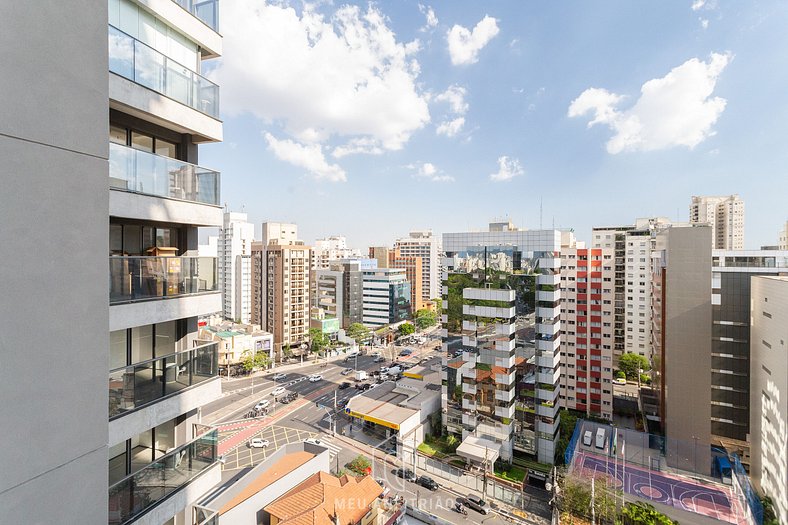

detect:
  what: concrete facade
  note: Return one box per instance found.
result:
[689,195,745,250]
[651,225,712,473]
[0,1,110,522]
[219,212,255,324]
[750,276,788,525]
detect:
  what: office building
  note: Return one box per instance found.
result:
[559,248,616,420]
[369,246,391,269]
[651,225,713,472]
[442,222,563,464]
[395,230,441,304]
[315,258,376,328]
[2,1,225,522]
[689,195,745,250]
[780,220,788,250]
[592,217,681,362]
[219,211,255,323]
[361,267,411,328]
[750,276,788,525]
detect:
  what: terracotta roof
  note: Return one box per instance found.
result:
[515,357,526,366]
[265,472,383,525]
[219,451,315,515]
[447,360,465,369]
[490,366,508,375]
[475,369,492,381]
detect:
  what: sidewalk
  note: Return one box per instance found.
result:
[220,350,357,384]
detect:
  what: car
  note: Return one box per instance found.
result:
[304,438,323,446]
[464,494,490,515]
[595,428,606,450]
[394,468,417,482]
[416,476,438,491]
[582,430,593,447]
[373,356,385,363]
[613,377,627,385]
[249,438,269,448]
[399,349,413,357]
[308,374,323,382]
[339,382,351,390]
[279,396,290,404]
[271,386,286,397]
[379,366,389,374]
[272,373,287,381]
[341,368,353,375]
[254,399,270,410]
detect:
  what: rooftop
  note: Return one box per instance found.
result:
[264,472,383,525]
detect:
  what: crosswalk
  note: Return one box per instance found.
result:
[316,436,343,460]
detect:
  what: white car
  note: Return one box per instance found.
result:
[271,386,286,396]
[308,374,323,383]
[249,438,270,448]
[254,399,270,410]
[304,437,323,446]
[272,373,287,381]
[613,377,627,385]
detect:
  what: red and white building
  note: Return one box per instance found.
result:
[559,247,615,420]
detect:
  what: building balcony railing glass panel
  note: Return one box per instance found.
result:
[109,25,219,119]
[109,143,220,205]
[108,429,218,525]
[109,342,219,419]
[174,0,219,31]
[109,256,218,304]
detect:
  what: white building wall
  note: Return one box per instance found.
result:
[395,230,441,302]
[220,212,254,321]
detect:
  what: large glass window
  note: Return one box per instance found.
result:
[110,125,127,145]
[155,321,177,356]
[108,441,128,486]
[110,224,123,255]
[123,225,142,256]
[131,325,153,363]
[131,131,153,152]
[110,330,128,370]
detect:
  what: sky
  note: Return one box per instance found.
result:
[200,0,788,250]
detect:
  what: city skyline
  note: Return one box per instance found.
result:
[202,0,788,249]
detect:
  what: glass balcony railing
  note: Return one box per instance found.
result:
[109,256,218,304]
[109,342,219,419]
[110,143,220,205]
[174,0,219,32]
[108,429,218,525]
[109,25,219,119]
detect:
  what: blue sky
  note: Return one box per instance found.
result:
[201,0,788,249]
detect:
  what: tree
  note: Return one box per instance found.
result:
[242,350,271,372]
[615,370,626,379]
[346,323,370,344]
[414,308,437,329]
[309,328,330,354]
[398,322,415,336]
[347,454,372,475]
[618,353,650,379]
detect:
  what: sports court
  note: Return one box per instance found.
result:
[574,451,748,524]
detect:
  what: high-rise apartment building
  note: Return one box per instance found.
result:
[651,225,713,472]
[219,211,255,323]
[442,223,563,464]
[779,220,788,250]
[311,236,361,270]
[361,268,412,328]
[265,241,312,356]
[369,246,391,269]
[592,217,680,362]
[315,259,377,328]
[2,2,225,523]
[559,248,616,421]
[750,276,788,525]
[262,222,298,246]
[395,230,441,304]
[689,195,745,250]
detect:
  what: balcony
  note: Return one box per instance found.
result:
[174,0,219,31]
[495,404,515,420]
[495,388,515,403]
[462,398,477,411]
[462,383,477,395]
[109,143,219,206]
[108,429,219,525]
[536,402,559,418]
[109,256,218,304]
[109,25,219,119]
[109,343,218,419]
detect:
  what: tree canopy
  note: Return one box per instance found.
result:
[414,308,437,329]
[398,322,416,336]
[309,328,330,353]
[346,323,370,344]
[618,353,651,379]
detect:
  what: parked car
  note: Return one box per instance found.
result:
[339,382,351,390]
[272,373,287,381]
[308,374,323,383]
[595,428,606,450]
[582,430,593,447]
[395,468,417,482]
[341,368,353,375]
[271,386,286,397]
[279,396,290,404]
[464,494,490,515]
[248,438,269,448]
[416,476,438,491]
[613,377,627,385]
[254,399,270,410]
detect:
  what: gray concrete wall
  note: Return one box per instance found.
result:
[0,1,109,522]
[110,292,221,331]
[662,226,712,473]
[110,189,222,227]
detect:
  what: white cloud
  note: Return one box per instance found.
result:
[489,156,523,182]
[434,85,469,114]
[265,132,346,182]
[700,18,709,29]
[418,4,438,30]
[436,117,465,137]
[332,137,384,158]
[447,15,500,65]
[410,162,455,182]
[568,53,731,154]
[691,0,706,11]
[214,1,430,159]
